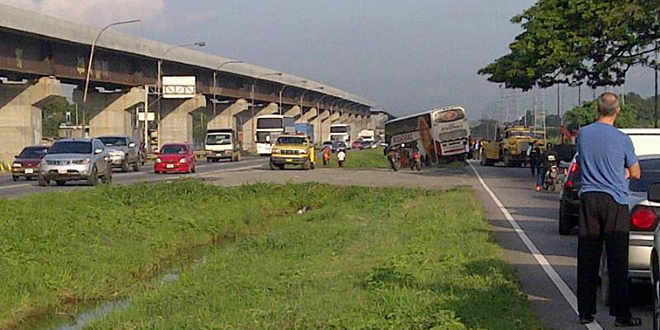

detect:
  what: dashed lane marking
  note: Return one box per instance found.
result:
[468,162,602,330]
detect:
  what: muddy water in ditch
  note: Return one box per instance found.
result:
[50,272,181,330]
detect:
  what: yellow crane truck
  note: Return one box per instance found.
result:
[480,126,539,167]
[269,134,317,170]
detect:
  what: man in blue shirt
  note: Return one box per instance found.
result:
[576,92,641,327]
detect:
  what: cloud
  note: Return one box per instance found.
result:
[0,0,164,26]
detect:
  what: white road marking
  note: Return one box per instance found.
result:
[0,183,30,190]
[468,162,602,330]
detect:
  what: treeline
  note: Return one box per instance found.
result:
[563,93,659,130]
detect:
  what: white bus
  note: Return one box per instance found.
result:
[385,106,470,163]
[255,115,295,156]
[329,124,351,143]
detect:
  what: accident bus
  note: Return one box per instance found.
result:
[385,105,470,164]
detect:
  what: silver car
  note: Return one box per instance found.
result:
[39,138,112,186]
[97,136,141,172]
[601,155,660,304]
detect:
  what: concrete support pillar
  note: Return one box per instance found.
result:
[0,77,62,163]
[242,102,278,152]
[160,94,206,146]
[314,110,329,144]
[207,99,248,130]
[321,111,340,143]
[73,87,144,138]
[296,107,317,123]
[283,105,301,118]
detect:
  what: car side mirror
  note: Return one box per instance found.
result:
[129,142,136,148]
[94,148,104,154]
[649,183,660,203]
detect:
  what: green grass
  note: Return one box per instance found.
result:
[1,182,540,329]
[321,147,390,169]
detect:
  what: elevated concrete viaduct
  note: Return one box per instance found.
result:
[0,4,373,160]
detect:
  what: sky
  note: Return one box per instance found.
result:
[1,0,657,120]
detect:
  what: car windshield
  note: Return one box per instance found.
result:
[206,134,231,145]
[18,147,47,158]
[161,145,187,154]
[630,158,660,192]
[277,136,306,145]
[507,131,531,138]
[323,142,332,146]
[49,141,92,154]
[99,137,127,146]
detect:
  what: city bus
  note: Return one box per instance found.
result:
[255,115,295,156]
[385,105,469,164]
[329,124,351,143]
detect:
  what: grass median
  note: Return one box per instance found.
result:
[1,181,539,329]
[321,147,390,169]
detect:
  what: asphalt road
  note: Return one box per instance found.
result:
[470,160,651,330]
[0,156,267,198]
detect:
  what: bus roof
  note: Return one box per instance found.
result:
[386,105,466,125]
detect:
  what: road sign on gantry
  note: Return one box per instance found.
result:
[162,76,196,99]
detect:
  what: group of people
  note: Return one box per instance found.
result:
[469,138,485,160]
[321,146,346,168]
[386,145,422,172]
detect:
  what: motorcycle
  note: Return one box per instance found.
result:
[543,154,559,192]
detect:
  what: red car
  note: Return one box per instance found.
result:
[351,140,363,150]
[154,143,197,174]
[12,145,49,181]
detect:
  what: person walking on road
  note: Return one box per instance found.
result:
[322,146,331,166]
[529,142,541,177]
[387,146,399,171]
[337,148,346,168]
[576,92,641,327]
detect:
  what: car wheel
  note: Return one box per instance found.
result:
[191,165,196,173]
[653,253,660,330]
[87,166,98,186]
[236,152,241,162]
[310,162,315,170]
[56,180,66,186]
[121,160,129,172]
[12,175,19,181]
[132,161,140,172]
[558,203,573,235]
[38,175,49,187]
[600,251,610,306]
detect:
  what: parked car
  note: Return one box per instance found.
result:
[97,136,141,172]
[322,141,335,153]
[361,140,375,149]
[598,155,660,305]
[351,139,364,150]
[38,138,111,186]
[336,141,347,151]
[154,143,196,174]
[11,145,49,181]
[648,182,660,329]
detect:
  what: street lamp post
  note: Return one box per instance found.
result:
[82,19,140,137]
[212,60,243,117]
[279,80,307,115]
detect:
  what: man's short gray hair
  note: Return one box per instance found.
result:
[598,92,620,117]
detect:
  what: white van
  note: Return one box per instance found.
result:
[620,129,660,156]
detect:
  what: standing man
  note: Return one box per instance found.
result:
[576,92,641,327]
[529,142,541,177]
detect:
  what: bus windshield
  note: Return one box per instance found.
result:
[257,118,282,129]
[330,126,349,133]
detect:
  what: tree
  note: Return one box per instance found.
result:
[478,0,660,91]
[41,96,75,138]
[563,100,639,129]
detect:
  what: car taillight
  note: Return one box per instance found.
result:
[564,162,579,189]
[631,207,658,231]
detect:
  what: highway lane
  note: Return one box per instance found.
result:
[0,156,267,198]
[471,161,651,330]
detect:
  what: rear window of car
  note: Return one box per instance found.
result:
[161,145,187,154]
[49,141,92,154]
[630,158,660,192]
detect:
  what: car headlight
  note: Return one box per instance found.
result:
[72,158,91,165]
[110,150,125,156]
[272,149,281,154]
[179,158,187,163]
[156,158,162,163]
[12,162,22,168]
[298,149,307,155]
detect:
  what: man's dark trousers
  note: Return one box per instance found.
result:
[577,192,632,320]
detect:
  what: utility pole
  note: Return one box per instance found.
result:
[556,85,561,126]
